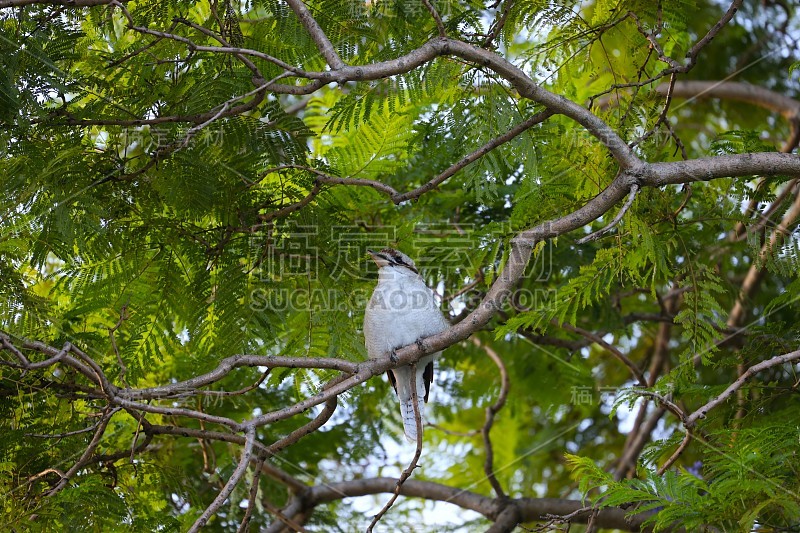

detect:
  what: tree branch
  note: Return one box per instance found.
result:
[472,337,510,499]
[292,477,654,531]
[189,428,257,532]
[366,363,424,532]
[576,183,639,244]
[284,0,345,70]
[686,348,800,427]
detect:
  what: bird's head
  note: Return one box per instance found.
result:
[367,248,419,274]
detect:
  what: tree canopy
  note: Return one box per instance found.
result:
[2,0,800,531]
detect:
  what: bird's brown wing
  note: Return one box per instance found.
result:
[423,361,434,403]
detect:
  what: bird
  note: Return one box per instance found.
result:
[363,248,450,442]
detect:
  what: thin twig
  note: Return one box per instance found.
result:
[237,454,265,533]
[422,0,446,36]
[656,431,692,475]
[43,407,117,496]
[472,337,509,499]
[576,184,639,244]
[189,427,257,533]
[392,109,554,204]
[686,349,800,427]
[632,390,687,424]
[108,304,129,387]
[558,321,647,387]
[366,363,424,532]
[483,0,513,48]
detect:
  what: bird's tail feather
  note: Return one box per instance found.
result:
[399,396,425,443]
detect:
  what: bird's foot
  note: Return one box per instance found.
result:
[415,337,426,351]
[389,349,398,364]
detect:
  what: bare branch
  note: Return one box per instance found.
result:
[472,337,510,499]
[108,305,129,387]
[483,0,514,48]
[113,1,306,76]
[237,454,264,533]
[392,109,554,204]
[656,431,692,475]
[685,0,744,70]
[284,0,345,69]
[615,407,666,480]
[686,349,800,427]
[118,353,358,401]
[658,81,800,120]
[301,477,654,531]
[367,363,424,532]
[576,184,639,244]
[257,182,323,224]
[189,427,257,532]
[633,390,688,424]
[558,322,647,387]
[422,0,446,37]
[260,165,400,198]
[43,407,117,496]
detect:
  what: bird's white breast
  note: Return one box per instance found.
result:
[364,268,449,359]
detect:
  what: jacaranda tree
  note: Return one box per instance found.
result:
[2,0,799,530]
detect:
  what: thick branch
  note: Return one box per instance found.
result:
[658,81,800,120]
[295,477,653,531]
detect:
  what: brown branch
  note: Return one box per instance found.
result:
[258,182,323,223]
[288,477,654,531]
[633,390,687,424]
[172,16,263,80]
[632,73,678,148]
[195,369,271,397]
[657,81,800,120]
[108,305,129,387]
[615,407,666,480]
[629,11,681,70]
[237,454,264,533]
[686,348,800,427]
[391,109,555,204]
[656,430,692,475]
[284,0,344,70]
[576,183,639,244]
[558,322,647,387]
[488,504,521,533]
[43,406,117,496]
[259,110,553,210]
[260,165,399,198]
[26,407,122,439]
[614,288,680,479]
[685,0,744,71]
[113,1,306,76]
[117,353,358,400]
[483,0,513,48]
[422,0,446,37]
[728,187,800,330]
[472,337,510,499]
[260,462,308,494]
[188,428,257,532]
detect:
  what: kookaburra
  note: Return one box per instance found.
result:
[363,248,450,442]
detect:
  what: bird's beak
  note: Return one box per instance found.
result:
[367,249,389,268]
